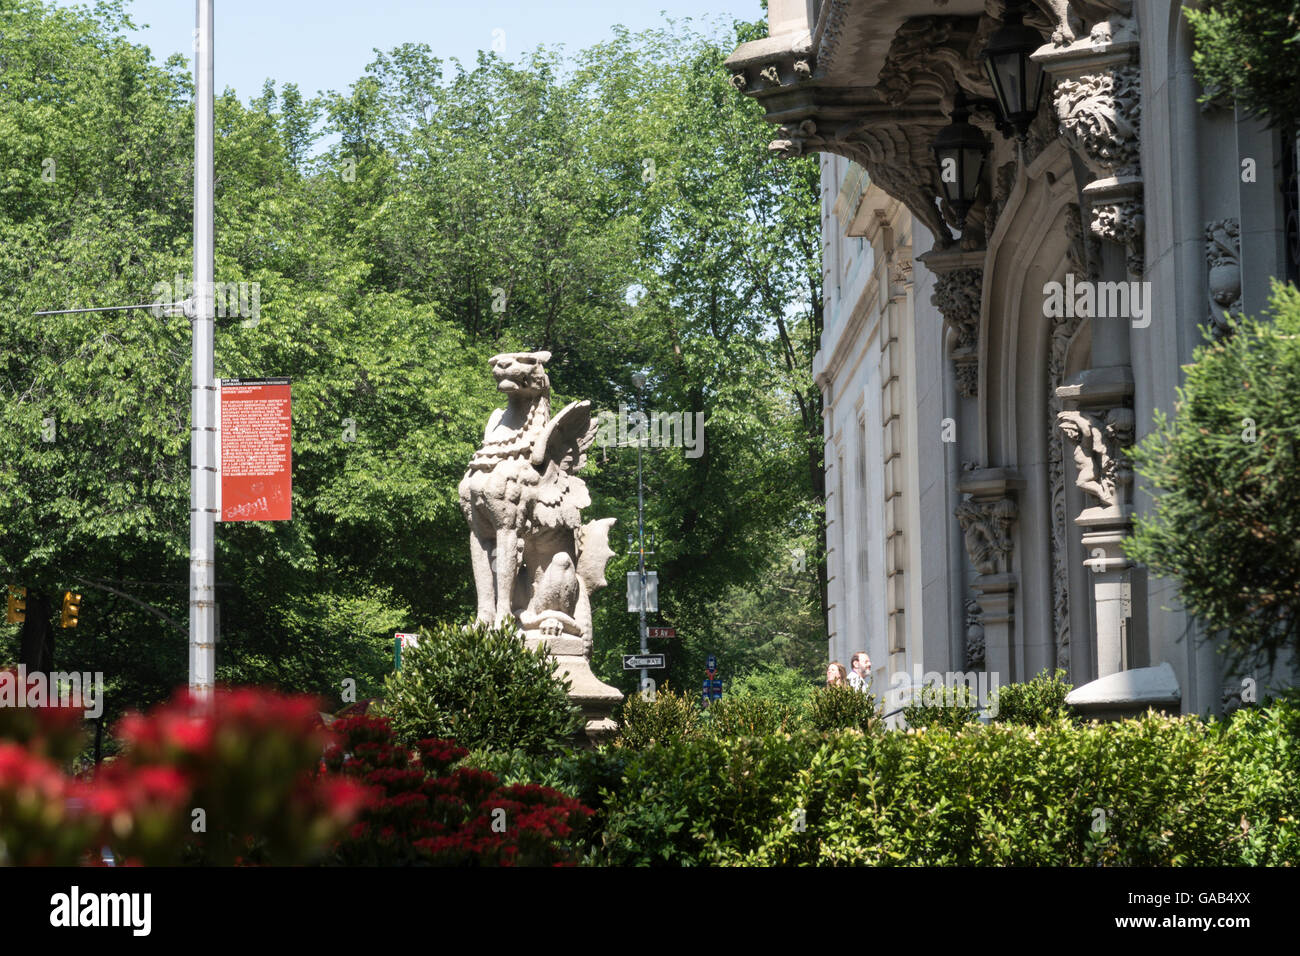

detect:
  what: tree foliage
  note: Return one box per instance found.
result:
[1126,282,1300,671]
[1185,0,1300,129]
[0,2,824,716]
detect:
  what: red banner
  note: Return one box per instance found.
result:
[218,378,292,522]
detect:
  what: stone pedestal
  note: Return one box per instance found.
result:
[524,633,622,748]
[1066,662,1181,721]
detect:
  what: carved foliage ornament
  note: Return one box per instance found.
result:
[932,267,982,398]
[1053,66,1141,179]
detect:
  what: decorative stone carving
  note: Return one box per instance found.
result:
[1206,218,1242,337]
[875,16,995,108]
[986,161,1019,237]
[954,497,1017,575]
[732,14,1017,250]
[1056,407,1134,510]
[931,266,983,397]
[1046,206,1095,679]
[1029,0,1134,48]
[963,597,986,671]
[1090,193,1145,274]
[459,350,622,744]
[1036,12,1144,273]
[1053,66,1141,179]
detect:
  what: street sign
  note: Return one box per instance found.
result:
[626,571,659,612]
[217,378,292,521]
[623,654,666,670]
[394,632,420,670]
[647,626,676,639]
[706,654,717,671]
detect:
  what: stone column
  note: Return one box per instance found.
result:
[1056,366,1135,678]
[955,468,1022,681]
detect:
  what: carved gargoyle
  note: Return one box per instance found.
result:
[458,352,615,650]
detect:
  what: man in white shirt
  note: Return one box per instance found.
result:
[848,651,872,693]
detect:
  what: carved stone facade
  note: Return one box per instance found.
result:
[734,0,1299,715]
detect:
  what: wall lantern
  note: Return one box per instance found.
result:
[931,91,990,231]
[980,3,1047,143]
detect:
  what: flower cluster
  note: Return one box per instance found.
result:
[327,715,592,866]
[1,686,369,866]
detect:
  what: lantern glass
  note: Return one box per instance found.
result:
[981,12,1047,137]
[931,101,989,229]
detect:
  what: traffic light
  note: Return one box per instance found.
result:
[60,590,81,628]
[5,586,26,624]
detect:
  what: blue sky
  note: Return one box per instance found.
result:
[55,0,766,101]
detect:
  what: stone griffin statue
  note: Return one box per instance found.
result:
[458,351,622,743]
[459,350,615,648]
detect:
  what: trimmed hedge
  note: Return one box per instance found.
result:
[479,699,1300,866]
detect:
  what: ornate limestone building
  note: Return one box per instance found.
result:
[728,0,1299,715]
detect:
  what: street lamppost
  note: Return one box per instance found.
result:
[632,371,648,694]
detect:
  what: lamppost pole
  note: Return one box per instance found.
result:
[190,0,217,700]
[633,372,647,692]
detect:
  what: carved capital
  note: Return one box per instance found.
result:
[1053,65,1141,179]
[930,265,983,397]
[955,496,1017,576]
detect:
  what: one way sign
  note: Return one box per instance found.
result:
[623,654,666,670]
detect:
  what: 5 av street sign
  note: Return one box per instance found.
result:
[647,626,676,639]
[623,654,666,670]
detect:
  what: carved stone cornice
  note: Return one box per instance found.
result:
[1027,1,1134,50]
[726,12,1013,250]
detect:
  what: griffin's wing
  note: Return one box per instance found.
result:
[532,400,597,473]
[482,407,504,441]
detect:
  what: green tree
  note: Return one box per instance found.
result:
[1185,0,1300,129]
[1126,282,1300,671]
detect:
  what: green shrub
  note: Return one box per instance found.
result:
[705,694,804,738]
[590,705,1300,865]
[808,684,881,734]
[1218,696,1300,865]
[727,664,819,709]
[615,685,701,750]
[992,669,1073,726]
[901,681,980,730]
[379,621,582,755]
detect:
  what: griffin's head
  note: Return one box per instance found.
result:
[489,351,551,396]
